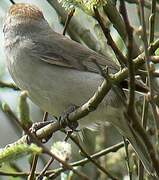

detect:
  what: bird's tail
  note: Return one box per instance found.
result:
[117,116,155,175]
[111,86,155,174]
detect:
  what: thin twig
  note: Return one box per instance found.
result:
[28,154,38,180]
[125,0,159,13]
[138,79,149,180]
[28,112,48,179]
[148,0,159,137]
[123,137,132,180]
[66,132,118,180]
[103,0,140,57]
[9,0,15,4]
[48,141,125,178]
[6,106,90,180]
[119,0,135,115]
[39,130,73,179]
[1,102,22,136]
[40,145,90,180]
[37,111,59,178]
[149,0,156,44]
[0,142,124,177]
[42,112,48,122]
[139,0,159,160]
[135,27,159,39]
[63,8,75,35]
[138,162,144,180]
[47,0,106,54]
[37,157,54,179]
[0,81,19,90]
[137,69,159,77]
[94,7,127,66]
[139,0,155,106]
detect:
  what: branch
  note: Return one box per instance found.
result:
[0,142,124,177]
[0,81,19,90]
[123,137,132,180]
[119,2,134,178]
[28,154,38,180]
[149,0,157,44]
[94,7,127,66]
[48,141,125,178]
[103,0,140,57]
[139,0,159,145]
[3,105,90,180]
[9,0,15,4]
[63,8,75,35]
[125,0,159,13]
[66,132,118,180]
[119,0,135,115]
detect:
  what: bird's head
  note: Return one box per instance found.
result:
[3,3,50,38]
[8,3,44,21]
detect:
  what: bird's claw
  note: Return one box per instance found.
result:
[59,104,79,131]
[28,120,54,143]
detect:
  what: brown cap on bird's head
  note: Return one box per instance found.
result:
[3,3,49,37]
[8,3,44,20]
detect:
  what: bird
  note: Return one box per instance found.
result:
[3,3,154,174]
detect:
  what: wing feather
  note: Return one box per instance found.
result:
[28,30,119,74]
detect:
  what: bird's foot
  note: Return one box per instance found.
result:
[59,104,79,131]
[29,120,54,143]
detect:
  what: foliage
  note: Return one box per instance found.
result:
[58,0,106,15]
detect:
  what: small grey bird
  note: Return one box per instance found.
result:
[3,3,154,174]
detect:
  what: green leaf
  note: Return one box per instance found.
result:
[0,143,42,164]
[58,0,106,15]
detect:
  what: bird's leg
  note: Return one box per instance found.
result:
[30,121,53,132]
[29,118,56,143]
[59,104,79,131]
[28,104,79,143]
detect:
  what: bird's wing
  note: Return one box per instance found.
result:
[29,31,119,74]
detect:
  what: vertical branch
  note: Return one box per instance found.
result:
[119,0,135,115]
[63,8,75,35]
[9,0,15,4]
[28,154,38,180]
[138,1,156,177]
[123,137,132,180]
[149,0,156,44]
[148,0,159,136]
[138,162,144,180]
[138,0,153,99]
[43,112,48,122]
[68,133,118,180]
[37,158,54,179]
[138,92,149,180]
[119,1,134,179]
[93,7,127,66]
[8,109,90,180]
[139,0,159,137]
[138,0,159,176]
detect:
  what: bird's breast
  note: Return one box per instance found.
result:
[7,51,102,110]
[5,48,125,128]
